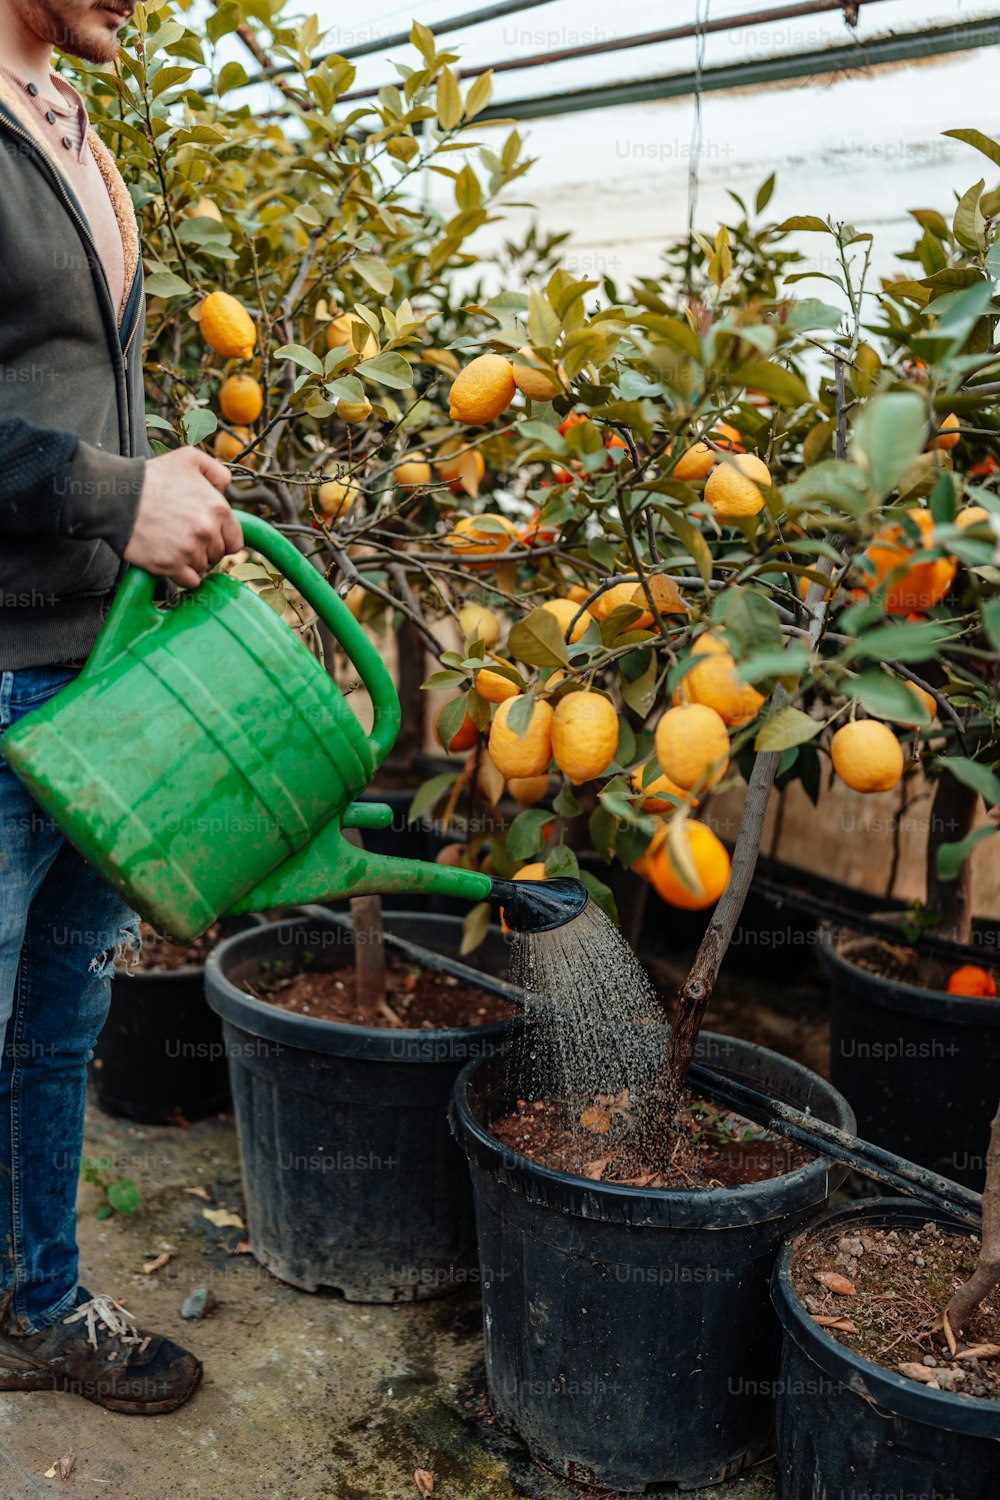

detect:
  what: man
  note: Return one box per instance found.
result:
[0,0,242,1412]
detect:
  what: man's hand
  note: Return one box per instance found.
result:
[123,447,244,589]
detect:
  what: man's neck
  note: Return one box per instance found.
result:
[0,9,55,94]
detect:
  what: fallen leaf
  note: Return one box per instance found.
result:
[582,1158,611,1181]
[142,1251,171,1275]
[616,1172,658,1187]
[203,1208,245,1230]
[414,1468,435,1497]
[813,1271,855,1295]
[898,1362,940,1386]
[59,1453,76,1479]
[232,1239,252,1255]
[812,1315,858,1333]
[580,1105,612,1134]
[44,1464,57,1479]
[183,1187,212,1201]
[958,1343,1000,1361]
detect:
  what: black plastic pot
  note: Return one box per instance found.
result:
[771,1197,1000,1499]
[451,1031,855,1491]
[821,924,1000,1188]
[205,911,521,1302]
[93,927,250,1125]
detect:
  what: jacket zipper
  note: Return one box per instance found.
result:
[0,111,138,448]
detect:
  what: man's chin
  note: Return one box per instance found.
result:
[58,23,122,65]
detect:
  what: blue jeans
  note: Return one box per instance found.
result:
[0,667,139,1332]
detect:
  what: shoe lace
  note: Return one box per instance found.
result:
[63,1294,143,1352]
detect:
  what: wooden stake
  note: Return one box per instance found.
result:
[351,894,386,1013]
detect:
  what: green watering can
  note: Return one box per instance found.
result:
[2,513,586,941]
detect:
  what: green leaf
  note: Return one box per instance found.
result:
[935,825,998,882]
[181,408,216,445]
[505,690,537,738]
[782,460,870,518]
[849,671,931,725]
[464,69,492,118]
[758,702,821,750]
[755,173,775,214]
[982,598,1000,652]
[719,588,784,655]
[408,773,456,823]
[434,694,470,751]
[508,610,571,668]
[544,844,579,878]
[844,621,955,665]
[460,901,491,954]
[352,256,393,295]
[939,757,1000,809]
[507,808,552,862]
[143,270,191,298]
[953,179,986,253]
[553,784,581,818]
[943,129,1000,170]
[357,352,412,389]
[776,215,831,233]
[217,59,248,94]
[144,413,174,432]
[578,870,618,924]
[106,1179,140,1216]
[666,810,703,901]
[274,342,323,376]
[528,290,560,348]
[436,67,463,130]
[850,392,928,501]
[734,360,810,408]
[754,706,821,752]
[784,299,843,332]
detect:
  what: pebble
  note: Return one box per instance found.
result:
[923,1355,937,1367]
[181,1287,218,1320]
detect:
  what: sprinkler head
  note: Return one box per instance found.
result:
[488,876,589,933]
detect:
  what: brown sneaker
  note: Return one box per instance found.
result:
[0,1292,202,1413]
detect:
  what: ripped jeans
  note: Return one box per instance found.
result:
[0,666,139,1332]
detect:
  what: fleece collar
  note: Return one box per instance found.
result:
[0,69,139,321]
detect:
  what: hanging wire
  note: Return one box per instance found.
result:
[684,0,710,289]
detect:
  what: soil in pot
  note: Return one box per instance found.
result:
[845,934,1000,996]
[243,950,517,1030]
[134,919,225,970]
[791,1217,1000,1400]
[492,1091,811,1189]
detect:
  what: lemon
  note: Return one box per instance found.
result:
[672,442,714,482]
[219,373,263,425]
[457,604,501,648]
[474,667,520,704]
[395,455,432,488]
[705,453,771,518]
[188,196,222,222]
[200,291,256,361]
[326,312,377,359]
[830,721,904,793]
[507,775,549,805]
[318,477,362,520]
[655,703,730,790]
[934,413,960,450]
[645,821,731,910]
[489,697,554,779]
[512,346,562,401]
[551,692,619,785]
[684,635,764,728]
[449,354,516,424]
[445,514,517,560]
[629,765,693,813]
[540,598,592,643]
[213,426,252,464]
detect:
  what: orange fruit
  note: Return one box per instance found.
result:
[684,635,764,728]
[655,703,730,791]
[629,765,693,813]
[449,353,516,424]
[219,373,263,425]
[436,444,486,496]
[704,453,770,518]
[830,720,904,793]
[551,692,619,785]
[644,821,731,910]
[861,509,956,614]
[968,456,999,479]
[457,604,501,648]
[395,455,432,487]
[435,698,478,753]
[956,506,993,530]
[934,413,960,450]
[507,774,549,805]
[213,426,253,464]
[200,290,256,360]
[540,598,593,643]
[318,477,362,519]
[711,420,744,452]
[488,697,554,779]
[446,514,518,563]
[947,965,997,998]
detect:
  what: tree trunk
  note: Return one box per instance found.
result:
[378,617,427,789]
[944,1100,1000,1335]
[925,771,979,943]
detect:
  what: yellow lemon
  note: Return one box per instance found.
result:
[645,821,731,910]
[395,455,432,487]
[655,703,730,791]
[449,354,516,424]
[326,312,377,359]
[684,635,765,728]
[489,696,554,779]
[445,514,518,561]
[705,453,771,518]
[213,426,253,464]
[512,346,562,401]
[507,775,550,805]
[540,598,593,643]
[457,604,501,648]
[200,291,256,361]
[474,667,521,704]
[551,692,619,785]
[672,442,715,482]
[830,721,904,793]
[318,477,362,519]
[219,373,263,425]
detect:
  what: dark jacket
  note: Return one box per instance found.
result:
[0,72,151,669]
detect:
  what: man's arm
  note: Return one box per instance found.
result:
[0,415,244,589]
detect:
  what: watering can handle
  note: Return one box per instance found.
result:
[87,510,401,767]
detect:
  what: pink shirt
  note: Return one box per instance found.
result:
[0,62,127,322]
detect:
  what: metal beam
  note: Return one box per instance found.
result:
[475,17,1000,123]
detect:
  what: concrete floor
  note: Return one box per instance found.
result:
[0,955,828,1500]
